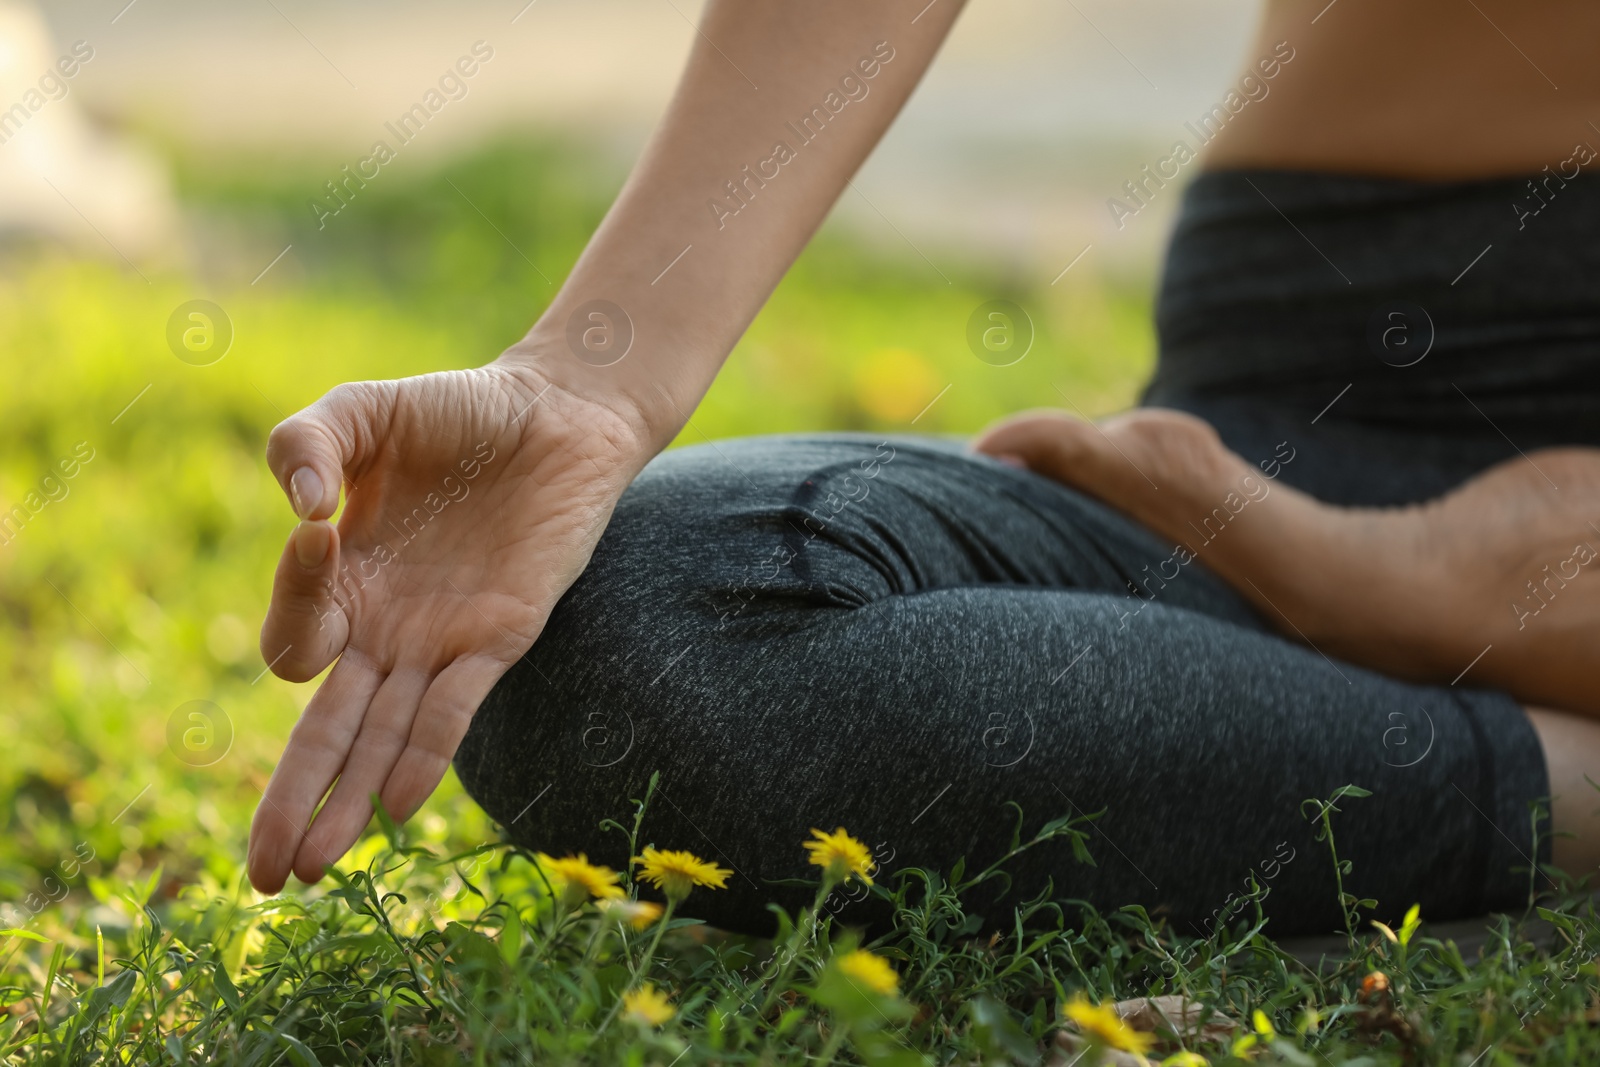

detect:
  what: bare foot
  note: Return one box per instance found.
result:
[1526,706,1600,875]
[974,408,1600,716]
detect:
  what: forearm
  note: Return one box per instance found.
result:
[501,0,965,452]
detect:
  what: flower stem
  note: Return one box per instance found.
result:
[595,897,677,1038]
[814,1021,849,1067]
[578,916,607,970]
[634,898,677,981]
[758,881,832,1018]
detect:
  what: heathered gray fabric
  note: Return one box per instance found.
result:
[457,167,1579,937]
[455,433,1547,938]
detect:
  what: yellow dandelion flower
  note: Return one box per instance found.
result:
[536,853,625,901]
[633,847,731,900]
[621,983,675,1027]
[803,827,875,886]
[1063,994,1156,1055]
[597,898,664,931]
[836,949,899,996]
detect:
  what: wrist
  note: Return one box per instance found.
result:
[501,300,715,455]
[490,338,684,464]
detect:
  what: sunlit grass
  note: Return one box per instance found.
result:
[4,135,1594,1064]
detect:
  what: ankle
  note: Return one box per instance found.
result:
[1266,504,1480,682]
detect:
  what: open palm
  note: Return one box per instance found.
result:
[247,363,646,893]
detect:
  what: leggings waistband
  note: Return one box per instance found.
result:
[1147,167,1600,447]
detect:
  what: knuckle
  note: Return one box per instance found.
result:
[1125,409,1212,446]
[1116,410,1225,468]
[265,380,384,473]
[263,638,321,683]
[288,713,350,754]
[353,721,409,759]
[320,380,370,414]
[265,414,338,483]
[261,626,335,683]
[265,416,311,470]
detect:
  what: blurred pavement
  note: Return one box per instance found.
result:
[22,0,1260,274]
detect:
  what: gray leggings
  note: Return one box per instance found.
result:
[454,430,1548,938]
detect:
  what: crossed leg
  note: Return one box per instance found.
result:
[978,407,1600,876]
[456,430,1565,936]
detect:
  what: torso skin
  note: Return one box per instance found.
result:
[1204,0,1600,178]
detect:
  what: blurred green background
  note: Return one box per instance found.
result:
[0,128,1157,929]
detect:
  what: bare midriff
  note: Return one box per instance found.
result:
[1202,0,1600,179]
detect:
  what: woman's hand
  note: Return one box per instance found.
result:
[241,0,976,894]
[974,408,1600,716]
[247,360,651,893]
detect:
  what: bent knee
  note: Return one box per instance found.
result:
[453,434,976,843]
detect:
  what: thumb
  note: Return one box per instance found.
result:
[265,381,395,521]
[261,519,350,682]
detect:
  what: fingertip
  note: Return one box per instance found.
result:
[270,656,326,687]
[247,810,291,895]
[293,855,328,886]
[290,466,340,521]
[972,409,1064,451]
[971,411,1106,488]
[289,467,318,519]
[379,780,427,825]
[292,520,333,569]
[248,862,286,896]
[297,803,371,883]
[297,783,385,887]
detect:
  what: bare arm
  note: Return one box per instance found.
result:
[247,0,967,893]
[510,0,967,450]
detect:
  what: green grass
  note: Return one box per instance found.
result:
[2,133,1598,1064]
